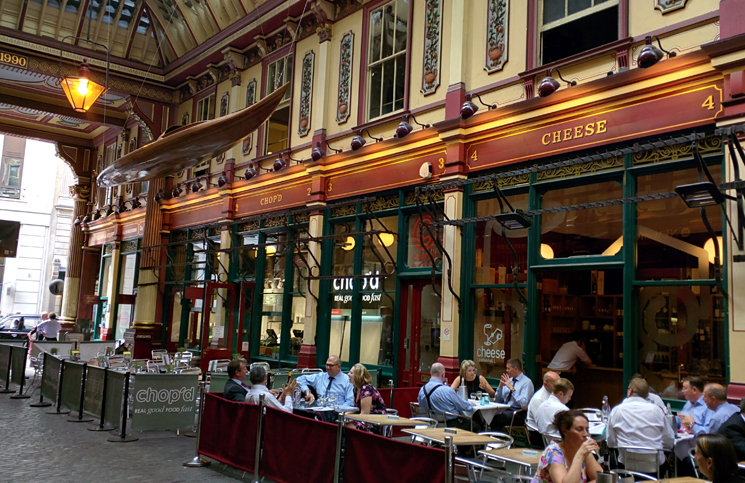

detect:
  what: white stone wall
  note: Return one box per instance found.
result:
[0,136,73,315]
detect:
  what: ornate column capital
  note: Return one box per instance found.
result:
[69,184,91,200]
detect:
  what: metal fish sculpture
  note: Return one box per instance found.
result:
[97,84,289,187]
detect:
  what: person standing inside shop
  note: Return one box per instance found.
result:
[547,332,593,380]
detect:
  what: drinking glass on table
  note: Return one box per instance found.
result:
[328,394,336,409]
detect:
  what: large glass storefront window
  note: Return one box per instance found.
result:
[115,252,137,341]
[541,181,623,258]
[636,166,722,280]
[259,234,285,359]
[473,287,525,378]
[473,193,529,284]
[330,223,356,363]
[289,237,309,357]
[406,213,442,268]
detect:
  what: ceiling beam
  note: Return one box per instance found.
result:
[73,0,92,45]
[144,0,183,58]
[103,0,127,52]
[37,0,50,36]
[0,121,96,147]
[124,1,146,59]
[171,1,197,47]
[0,94,127,127]
[91,0,111,45]
[54,0,70,40]
[17,0,30,31]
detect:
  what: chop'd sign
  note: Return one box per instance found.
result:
[131,373,199,431]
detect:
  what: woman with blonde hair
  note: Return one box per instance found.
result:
[450,359,495,398]
[347,363,387,433]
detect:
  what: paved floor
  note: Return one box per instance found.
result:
[0,368,253,483]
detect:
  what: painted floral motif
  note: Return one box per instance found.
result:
[298,51,314,137]
[243,79,256,156]
[654,0,687,14]
[485,0,508,73]
[336,32,354,124]
[421,0,442,95]
[220,92,229,117]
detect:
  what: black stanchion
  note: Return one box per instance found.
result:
[47,360,70,415]
[0,346,13,394]
[88,369,114,431]
[107,372,138,443]
[252,393,265,483]
[10,347,30,399]
[30,353,52,407]
[332,411,344,483]
[183,378,210,467]
[68,363,93,422]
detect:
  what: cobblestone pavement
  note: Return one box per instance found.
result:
[0,367,255,483]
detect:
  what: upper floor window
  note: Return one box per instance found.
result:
[540,0,618,65]
[0,136,24,199]
[264,54,293,155]
[367,0,408,120]
[196,94,215,122]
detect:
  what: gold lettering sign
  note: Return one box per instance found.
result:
[541,120,608,146]
[259,194,283,206]
[0,51,28,68]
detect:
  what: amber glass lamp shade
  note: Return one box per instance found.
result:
[60,60,106,112]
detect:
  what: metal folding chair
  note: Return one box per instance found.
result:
[610,469,659,481]
[613,445,664,479]
[409,417,438,445]
[687,447,699,478]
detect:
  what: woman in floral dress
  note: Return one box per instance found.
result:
[531,409,602,483]
[347,363,387,434]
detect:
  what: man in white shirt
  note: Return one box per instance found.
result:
[535,378,574,437]
[607,378,673,471]
[547,332,593,373]
[246,365,297,412]
[527,371,560,440]
[36,313,62,341]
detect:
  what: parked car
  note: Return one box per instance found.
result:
[0,314,42,339]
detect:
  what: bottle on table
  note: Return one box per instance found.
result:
[458,376,468,400]
[601,395,610,423]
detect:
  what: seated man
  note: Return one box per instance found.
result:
[246,365,296,412]
[718,397,745,460]
[678,376,712,435]
[223,360,249,402]
[607,378,673,471]
[702,383,740,433]
[492,358,535,431]
[296,355,354,406]
[527,371,560,445]
[535,378,574,437]
[418,362,479,432]
[631,373,669,415]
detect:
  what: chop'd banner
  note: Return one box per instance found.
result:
[131,373,199,431]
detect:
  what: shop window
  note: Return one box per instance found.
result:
[540,181,623,258]
[0,136,24,199]
[473,287,525,378]
[99,256,112,296]
[264,55,292,155]
[238,232,259,280]
[540,0,618,64]
[473,193,529,284]
[259,234,286,359]
[406,213,442,269]
[289,237,309,357]
[330,223,356,363]
[115,252,138,341]
[635,166,722,281]
[367,0,408,120]
[637,285,725,394]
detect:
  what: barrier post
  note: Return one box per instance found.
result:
[252,393,265,483]
[107,372,138,443]
[10,346,30,399]
[88,369,114,431]
[0,345,13,393]
[333,412,344,483]
[183,377,210,467]
[183,371,205,438]
[30,353,52,407]
[68,362,93,422]
[47,359,70,415]
[389,379,394,409]
[444,435,453,483]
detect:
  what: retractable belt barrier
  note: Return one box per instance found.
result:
[9,345,30,399]
[0,344,14,393]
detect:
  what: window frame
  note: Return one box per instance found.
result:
[358,0,413,125]
[261,49,294,156]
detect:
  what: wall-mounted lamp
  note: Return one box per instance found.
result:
[537,69,577,98]
[73,216,82,227]
[540,243,554,259]
[351,129,383,151]
[130,197,142,210]
[495,211,532,230]
[396,114,431,139]
[675,182,724,208]
[154,190,164,203]
[273,157,286,171]
[81,213,92,225]
[341,236,356,251]
[460,93,498,120]
[217,175,228,187]
[244,164,258,180]
[637,36,676,69]
[92,210,102,221]
[105,205,115,217]
[172,185,183,198]
[191,180,202,193]
[311,140,342,161]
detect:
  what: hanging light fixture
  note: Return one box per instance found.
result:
[60,59,107,112]
[376,232,395,247]
[637,36,676,69]
[704,237,723,264]
[341,236,356,251]
[540,243,554,259]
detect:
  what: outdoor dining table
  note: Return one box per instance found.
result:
[344,413,422,428]
[661,478,704,483]
[479,448,541,476]
[470,401,511,426]
[293,404,358,422]
[402,428,497,446]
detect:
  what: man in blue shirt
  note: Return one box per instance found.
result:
[296,355,354,407]
[418,362,479,432]
[702,383,739,433]
[678,376,712,435]
[492,358,535,431]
